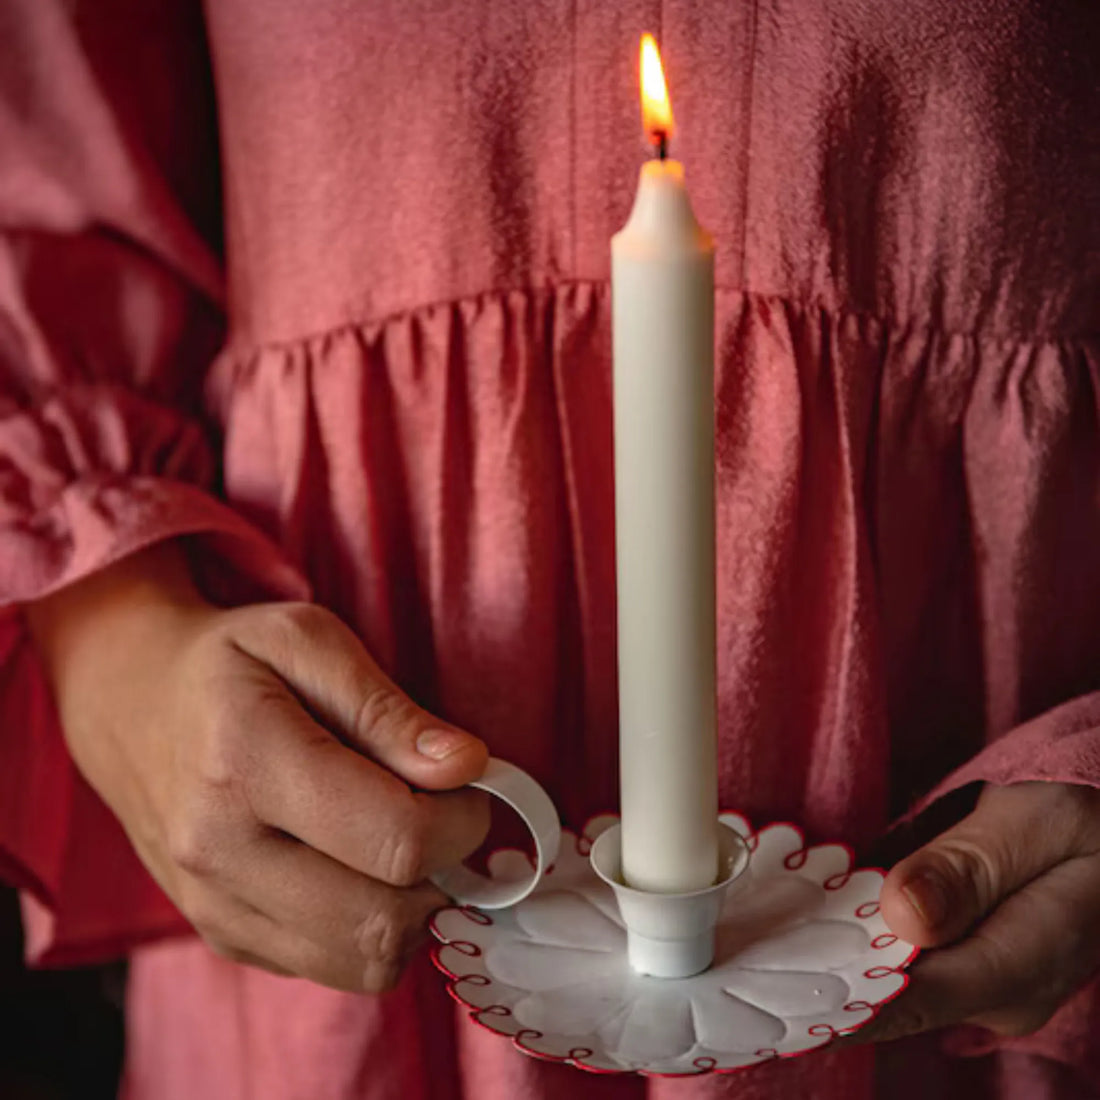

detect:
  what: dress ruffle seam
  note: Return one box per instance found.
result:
[213,279,1098,374]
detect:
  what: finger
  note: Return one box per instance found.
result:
[243,684,490,885]
[856,854,1100,1043]
[880,782,1100,947]
[205,939,295,979]
[183,831,445,993]
[233,604,489,790]
[229,830,444,989]
[240,829,444,957]
[203,904,419,994]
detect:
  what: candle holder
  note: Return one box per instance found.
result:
[589,820,749,979]
[431,805,919,1076]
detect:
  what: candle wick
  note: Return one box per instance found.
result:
[655,130,669,161]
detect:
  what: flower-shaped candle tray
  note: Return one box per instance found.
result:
[431,813,918,1076]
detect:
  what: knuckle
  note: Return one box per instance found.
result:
[194,712,246,792]
[166,814,222,877]
[864,1002,929,1043]
[884,1001,933,1041]
[375,820,429,887]
[355,901,408,966]
[353,680,417,744]
[268,601,336,648]
[938,839,1001,913]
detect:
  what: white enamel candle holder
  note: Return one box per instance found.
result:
[428,760,919,1076]
[590,821,749,978]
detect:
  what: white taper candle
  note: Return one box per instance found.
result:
[612,134,718,894]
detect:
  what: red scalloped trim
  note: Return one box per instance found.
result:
[430,809,922,1077]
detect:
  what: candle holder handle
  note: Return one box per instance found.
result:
[428,758,561,909]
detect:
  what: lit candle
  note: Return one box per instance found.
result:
[612,34,718,895]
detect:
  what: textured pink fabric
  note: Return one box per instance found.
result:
[1,1,1098,1098]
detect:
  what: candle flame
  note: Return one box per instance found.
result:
[639,34,675,153]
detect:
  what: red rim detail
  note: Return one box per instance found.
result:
[429,810,922,1077]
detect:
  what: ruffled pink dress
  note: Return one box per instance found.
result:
[2,1,1098,1097]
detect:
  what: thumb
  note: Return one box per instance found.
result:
[238,603,489,791]
[880,782,1085,948]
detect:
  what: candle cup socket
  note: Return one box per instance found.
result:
[590,821,750,979]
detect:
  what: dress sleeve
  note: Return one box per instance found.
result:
[912,694,1100,809]
[0,0,308,966]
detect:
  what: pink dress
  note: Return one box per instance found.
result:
[2,1,1098,1096]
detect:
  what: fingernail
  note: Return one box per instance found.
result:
[902,869,949,929]
[415,729,468,760]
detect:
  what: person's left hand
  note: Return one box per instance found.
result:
[855,781,1100,1042]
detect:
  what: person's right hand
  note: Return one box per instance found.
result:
[27,543,490,992]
